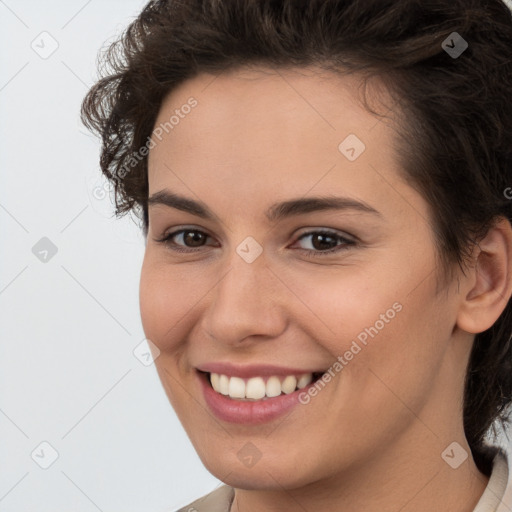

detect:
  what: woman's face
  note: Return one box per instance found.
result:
[139,67,470,489]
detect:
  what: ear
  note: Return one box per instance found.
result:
[457,216,512,334]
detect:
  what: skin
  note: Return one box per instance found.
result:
[138,66,512,512]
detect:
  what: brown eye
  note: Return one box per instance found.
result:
[180,230,207,247]
[154,229,213,252]
[309,233,338,251]
[294,230,356,257]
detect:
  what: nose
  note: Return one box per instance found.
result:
[200,248,288,346]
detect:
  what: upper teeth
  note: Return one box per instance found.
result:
[210,373,314,400]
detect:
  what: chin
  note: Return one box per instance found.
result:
[200,451,315,491]
[220,471,304,491]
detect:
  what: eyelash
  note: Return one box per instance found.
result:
[154,228,356,258]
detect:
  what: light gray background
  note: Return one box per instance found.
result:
[0,1,220,510]
[1,1,512,511]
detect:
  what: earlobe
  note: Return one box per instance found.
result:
[457,216,512,334]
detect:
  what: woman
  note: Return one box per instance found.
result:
[81,0,512,510]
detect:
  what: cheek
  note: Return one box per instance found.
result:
[287,260,449,404]
[138,254,194,351]
[139,260,165,343]
[332,284,450,436]
[278,262,399,344]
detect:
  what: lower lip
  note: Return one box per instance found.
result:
[197,371,319,424]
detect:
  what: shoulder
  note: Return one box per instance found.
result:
[473,442,511,512]
[173,484,235,512]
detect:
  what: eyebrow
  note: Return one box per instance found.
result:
[147,190,382,222]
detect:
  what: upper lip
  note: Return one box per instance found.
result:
[196,362,326,378]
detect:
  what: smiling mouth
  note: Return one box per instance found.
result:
[199,370,325,401]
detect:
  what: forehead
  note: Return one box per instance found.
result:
[146,66,422,223]
[149,66,393,167]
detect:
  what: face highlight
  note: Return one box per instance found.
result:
[139,67,473,492]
